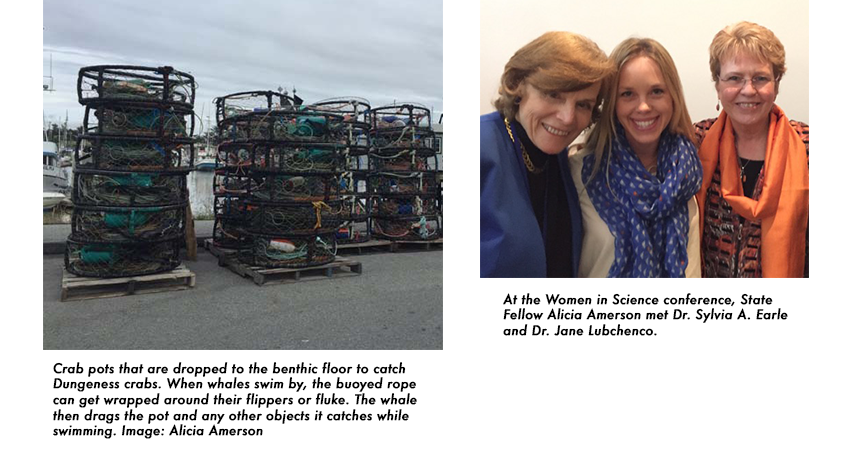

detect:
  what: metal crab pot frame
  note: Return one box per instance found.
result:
[73,169,189,208]
[69,203,187,244]
[215,141,254,171]
[249,143,342,173]
[371,214,442,241]
[78,65,196,107]
[83,103,195,139]
[249,172,340,203]
[75,134,194,171]
[371,103,432,130]
[246,232,338,268]
[371,195,440,218]
[65,238,183,278]
[369,150,433,172]
[212,196,252,250]
[246,200,345,236]
[309,97,372,150]
[217,109,347,144]
[214,171,254,198]
[368,171,440,196]
[371,127,436,152]
[214,91,296,125]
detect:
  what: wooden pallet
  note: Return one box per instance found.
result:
[61,265,196,302]
[388,238,442,252]
[336,238,442,254]
[222,256,363,286]
[204,239,241,266]
[336,239,393,255]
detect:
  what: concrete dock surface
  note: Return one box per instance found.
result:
[43,223,442,350]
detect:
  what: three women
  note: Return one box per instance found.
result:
[481,23,808,278]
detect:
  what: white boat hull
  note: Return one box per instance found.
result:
[44,192,67,210]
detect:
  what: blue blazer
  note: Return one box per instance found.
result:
[480,111,583,277]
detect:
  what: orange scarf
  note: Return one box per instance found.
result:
[696,106,808,277]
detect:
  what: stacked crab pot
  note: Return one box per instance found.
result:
[65,66,195,277]
[310,98,372,244]
[216,91,346,268]
[368,104,442,241]
[210,91,277,251]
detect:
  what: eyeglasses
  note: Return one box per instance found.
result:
[718,75,775,89]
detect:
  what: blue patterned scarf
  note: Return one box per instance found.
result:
[581,126,702,277]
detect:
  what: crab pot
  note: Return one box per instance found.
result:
[214,91,295,125]
[215,142,253,170]
[250,143,341,173]
[372,214,442,241]
[73,169,189,207]
[214,172,254,198]
[75,135,194,171]
[249,173,340,203]
[65,238,183,278]
[77,65,195,107]
[247,200,345,236]
[83,103,193,138]
[218,110,346,143]
[372,195,439,217]
[212,195,251,249]
[69,204,186,243]
[368,171,439,195]
[248,232,337,268]
[309,97,372,150]
[212,217,251,250]
[369,150,431,172]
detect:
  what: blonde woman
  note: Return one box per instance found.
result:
[570,38,702,277]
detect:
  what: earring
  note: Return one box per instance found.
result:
[716,100,720,112]
[514,97,521,105]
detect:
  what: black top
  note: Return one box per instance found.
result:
[515,124,574,278]
[741,159,764,199]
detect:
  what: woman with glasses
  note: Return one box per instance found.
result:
[694,21,809,277]
[572,38,703,277]
[481,32,614,277]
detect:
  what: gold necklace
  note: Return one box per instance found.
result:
[504,117,545,174]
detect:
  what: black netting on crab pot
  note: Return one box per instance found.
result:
[371,195,440,218]
[212,217,252,250]
[73,170,189,207]
[77,65,195,107]
[371,213,442,241]
[75,135,194,171]
[83,103,193,138]
[368,171,439,196]
[69,204,187,244]
[250,143,341,173]
[65,238,183,278]
[214,90,296,125]
[250,173,340,203]
[215,142,253,171]
[246,200,345,236]
[368,149,432,172]
[247,232,338,268]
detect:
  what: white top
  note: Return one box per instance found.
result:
[568,146,701,278]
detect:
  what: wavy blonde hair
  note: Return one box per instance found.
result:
[493,31,614,122]
[584,38,695,181]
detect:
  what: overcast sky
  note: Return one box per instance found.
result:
[42,0,443,131]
